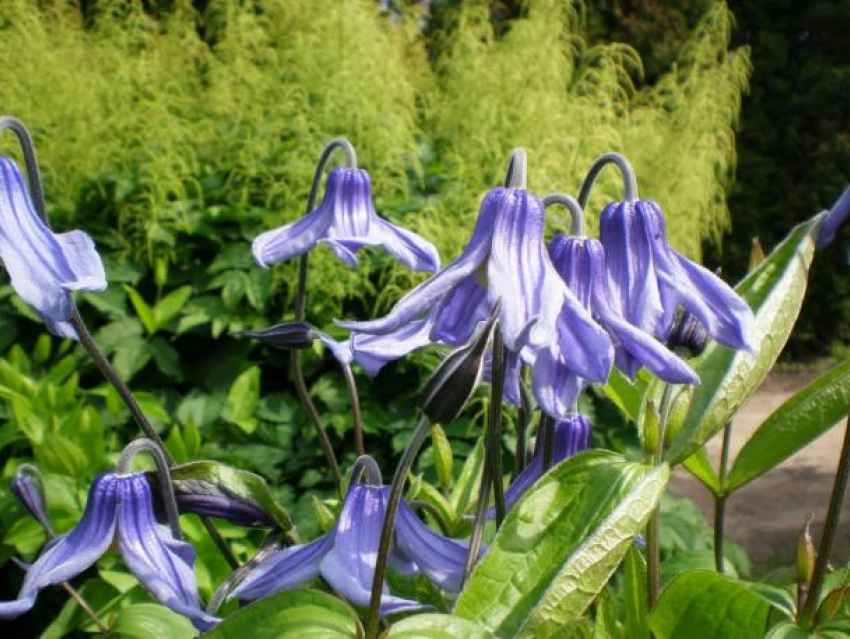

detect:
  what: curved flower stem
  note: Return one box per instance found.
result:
[409,500,451,536]
[288,137,357,498]
[462,458,492,588]
[647,384,675,609]
[578,152,639,208]
[350,454,383,487]
[514,378,533,477]
[341,363,365,456]
[504,148,528,189]
[69,308,239,569]
[544,193,585,236]
[487,331,508,526]
[118,439,183,539]
[714,422,732,573]
[365,415,431,639]
[799,405,850,627]
[0,116,47,221]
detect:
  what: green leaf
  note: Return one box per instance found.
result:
[666,215,821,465]
[386,614,494,638]
[123,285,157,335]
[623,545,649,639]
[206,589,361,638]
[593,587,620,639]
[727,358,850,491]
[431,423,454,489]
[602,369,647,423]
[167,460,294,532]
[681,446,720,495]
[649,571,771,639]
[454,451,668,638]
[113,603,196,639]
[224,366,260,434]
[764,623,813,638]
[153,285,194,329]
[450,436,484,516]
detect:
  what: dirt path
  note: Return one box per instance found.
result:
[669,361,850,573]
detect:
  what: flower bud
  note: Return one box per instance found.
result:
[11,465,53,535]
[666,309,709,358]
[237,321,316,349]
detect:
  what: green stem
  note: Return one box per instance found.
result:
[543,193,585,236]
[365,416,431,639]
[647,384,675,609]
[0,116,48,221]
[341,363,365,456]
[118,439,182,539]
[462,457,492,589]
[540,414,555,473]
[799,406,850,626]
[578,152,639,208]
[514,378,532,477]
[487,331,507,526]
[714,422,732,573]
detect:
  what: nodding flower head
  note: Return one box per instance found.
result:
[0,472,218,631]
[252,167,439,272]
[228,456,481,615]
[339,187,612,367]
[0,157,106,338]
[599,199,754,353]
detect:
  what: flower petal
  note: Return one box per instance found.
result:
[0,158,105,327]
[117,474,219,631]
[251,207,333,268]
[228,534,334,602]
[351,315,436,375]
[0,473,118,619]
[374,217,440,272]
[431,275,491,345]
[319,485,423,616]
[336,191,499,335]
[393,499,475,593]
[531,346,584,420]
[817,186,850,248]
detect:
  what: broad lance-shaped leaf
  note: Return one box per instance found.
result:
[205,589,360,639]
[453,451,668,638]
[152,461,294,532]
[649,571,770,639]
[386,614,494,638]
[726,358,850,491]
[666,214,822,465]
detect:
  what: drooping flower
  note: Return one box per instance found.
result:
[0,157,106,338]
[252,167,439,272]
[599,200,755,352]
[10,465,54,536]
[339,188,612,372]
[229,473,479,614]
[533,234,699,417]
[0,472,218,631]
[496,415,593,514]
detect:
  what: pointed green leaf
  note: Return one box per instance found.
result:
[450,436,484,516]
[386,614,494,638]
[454,451,668,638]
[206,589,361,638]
[123,285,157,335]
[224,366,260,434]
[153,285,194,329]
[623,545,649,639]
[431,423,454,489]
[649,571,771,639]
[666,215,822,465]
[681,446,720,495]
[112,603,196,639]
[727,358,850,491]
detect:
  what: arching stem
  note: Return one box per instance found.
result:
[487,330,507,525]
[504,148,528,189]
[578,152,638,208]
[341,363,365,456]
[544,193,585,236]
[0,116,47,221]
[365,416,431,639]
[118,439,182,539]
[514,378,533,477]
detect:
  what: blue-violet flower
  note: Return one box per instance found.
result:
[0,157,106,338]
[0,472,218,631]
[252,168,439,272]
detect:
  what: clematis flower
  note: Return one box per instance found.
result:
[533,234,698,417]
[252,167,439,272]
[0,157,106,338]
[494,415,593,515]
[0,472,218,631]
[817,185,850,249]
[599,200,754,352]
[229,472,479,614]
[339,188,612,370]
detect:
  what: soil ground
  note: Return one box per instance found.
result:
[669,360,850,574]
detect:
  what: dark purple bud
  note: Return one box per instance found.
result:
[10,466,53,536]
[419,303,500,424]
[666,309,709,358]
[237,321,316,349]
[173,490,276,528]
[817,186,850,249]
